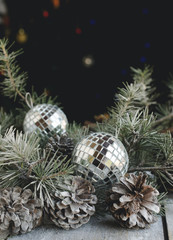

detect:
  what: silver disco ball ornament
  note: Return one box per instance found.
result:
[72,132,129,185]
[23,104,68,137]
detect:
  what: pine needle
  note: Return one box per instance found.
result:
[25,151,74,206]
[0,126,40,165]
[67,121,89,145]
[0,126,75,207]
[0,38,27,101]
[0,107,14,135]
[95,66,173,193]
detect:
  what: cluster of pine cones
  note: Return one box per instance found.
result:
[0,174,161,236]
[0,131,161,236]
[0,176,98,235]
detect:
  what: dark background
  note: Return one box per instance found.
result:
[0,1,173,124]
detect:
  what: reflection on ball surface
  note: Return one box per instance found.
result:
[23,104,68,137]
[72,132,129,185]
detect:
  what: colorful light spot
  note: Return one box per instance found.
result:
[144,42,151,48]
[140,56,147,63]
[121,69,127,75]
[90,19,96,25]
[52,0,60,8]
[43,10,49,18]
[16,28,28,44]
[82,55,95,67]
[75,27,82,34]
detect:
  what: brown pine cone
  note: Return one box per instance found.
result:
[0,187,43,235]
[106,173,160,228]
[45,176,97,230]
[45,133,74,162]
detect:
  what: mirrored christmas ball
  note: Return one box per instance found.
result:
[72,132,129,185]
[23,104,68,137]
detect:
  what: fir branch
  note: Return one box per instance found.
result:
[154,112,173,127]
[156,170,173,191]
[100,108,160,167]
[154,101,173,133]
[96,65,173,189]
[97,66,158,135]
[153,73,173,131]
[109,65,157,119]
[152,132,173,163]
[0,107,14,135]
[0,38,61,121]
[128,165,173,173]
[165,72,173,99]
[130,65,157,107]
[29,87,60,106]
[67,121,89,145]
[25,150,74,206]
[119,109,157,166]
[0,38,27,100]
[26,157,45,177]
[108,82,141,121]
[0,127,74,206]
[0,126,40,165]
[0,168,28,188]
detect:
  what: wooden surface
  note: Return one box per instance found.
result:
[1,195,173,240]
[165,194,173,240]
[7,215,164,240]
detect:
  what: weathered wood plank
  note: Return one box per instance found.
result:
[7,214,164,240]
[165,194,173,240]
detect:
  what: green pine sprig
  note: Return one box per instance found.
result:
[0,126,40,166]
[67,121,89,145]
[0,38,27,101]
[96,66,158,134]
[0,38,62,131]
[0,107,14,135]
[0,126,74,206]
[25,150,74,206]
[1,38,173,196]
[96,66,173,192]
[0,38,61,106]
[154,73,173,130]
[111,65,157,117]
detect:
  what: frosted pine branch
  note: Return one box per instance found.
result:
[0,38,27,100]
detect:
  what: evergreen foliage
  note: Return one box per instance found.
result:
[0,37,173,210]
[0,38,27,101]
[0,38,61,131]
[0,107,14,135]
[67,121,89,145]
[0,127,74,206]
[96,66,173,191]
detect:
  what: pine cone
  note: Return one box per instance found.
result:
[45,133,74,162]
[45,176,98,230]
[106,173,160,228]
[0,187,43,235]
